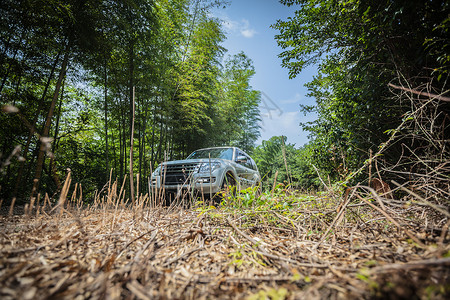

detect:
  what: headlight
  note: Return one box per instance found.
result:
[152,166,161,177]
[198,162,221,173]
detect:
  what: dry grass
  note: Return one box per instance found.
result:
[0,182,449,299]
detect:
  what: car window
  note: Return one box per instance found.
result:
[235,151,245,163]
[244,155,252,169]
[187,148,233,160]
[245,155,254,170]
[240,153,253,169]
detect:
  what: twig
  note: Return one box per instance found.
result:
[369,257,450,273]
[355,194,426,248]
[271,170,278,196]
[8,197,16,217]
[58,171,72,218]
[227,217,260,246]
[227,217,327,267]
[362,186,387,211]
[117,229,156,259]
[388,83,450,102]
[127,280,152,300]
[312,164,331,194]
[162,246,204,267]
[391,180,450,218]
[313,194,353,250]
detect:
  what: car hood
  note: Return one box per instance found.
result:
[162,158,229,166]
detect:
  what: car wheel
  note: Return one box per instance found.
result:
[212,173,236,204]
[222,173,236,193]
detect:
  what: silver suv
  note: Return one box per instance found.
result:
[150,147,261,199]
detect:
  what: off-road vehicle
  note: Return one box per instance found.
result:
[150,147,261,201]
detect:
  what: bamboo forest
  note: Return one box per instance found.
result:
[0,0,449,299]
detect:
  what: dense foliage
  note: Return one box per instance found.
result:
[0,0,261,201]
[273,0,449,190]
[252,136,320,190]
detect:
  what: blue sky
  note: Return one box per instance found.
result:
[212,0,318,147]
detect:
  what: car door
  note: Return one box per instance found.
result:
[242,154,260,186]
[246,157,260,186]
[234,150,250,188]
[240,151,258,188]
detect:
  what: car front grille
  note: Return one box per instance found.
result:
[162,163,199,185]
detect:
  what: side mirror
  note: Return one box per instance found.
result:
[236,155,247,164]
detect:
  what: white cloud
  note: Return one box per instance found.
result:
[241,28,257,38]
[260,110,299,133]
[218,16,257,38]
[222,18,238,31]
[258,110,306,146]
[239,19,256,38]
[281,93,303,105]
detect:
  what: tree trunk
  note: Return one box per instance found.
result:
[111,126,117,176]
[13,50,61,198]
[156,115,164,162]
[138,107,142,191]
[139,103,148,192]
[150,101,157,167]
[121,101,127,181]
[48,77,65,190]
[104,55,109,180]
[129,87,135,206]
[30,42,71,199]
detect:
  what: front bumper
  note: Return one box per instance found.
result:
[150,172,223,195]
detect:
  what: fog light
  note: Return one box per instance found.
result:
[197,177,215,183]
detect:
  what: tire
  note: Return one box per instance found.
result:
[213,173,236,204]
[223,173,237,194]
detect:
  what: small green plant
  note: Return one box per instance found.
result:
[228,249,244,267]
[356,269,379,291]
[247,288,288,300]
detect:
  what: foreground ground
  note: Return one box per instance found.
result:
[0,190,449,299]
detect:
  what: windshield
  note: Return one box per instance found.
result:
[186,148,233,161]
